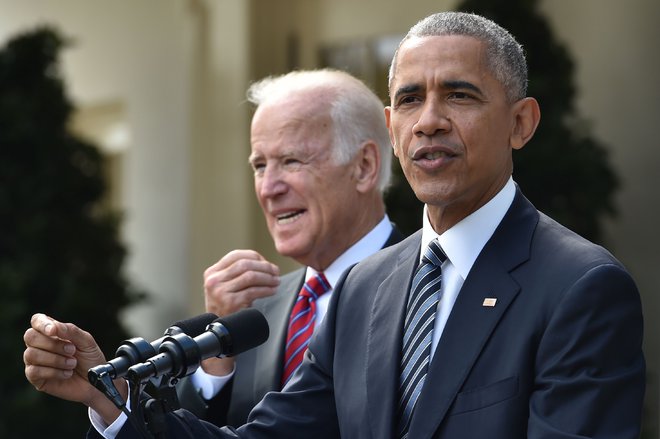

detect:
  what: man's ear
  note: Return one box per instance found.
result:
[384,106,398,157]
[354,141,380,193]
[510,97,541,150]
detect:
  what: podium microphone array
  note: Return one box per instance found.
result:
[88,309,269,409]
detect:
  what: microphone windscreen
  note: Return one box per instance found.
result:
[171,312,218,337]
[217,308,270,355]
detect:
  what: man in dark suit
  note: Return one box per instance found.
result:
[24,12,645,438]
[176,69,403,426]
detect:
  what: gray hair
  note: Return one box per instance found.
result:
[388,12,528,102]
[247,69,392,192]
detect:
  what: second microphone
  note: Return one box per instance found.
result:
[127,308,270,383]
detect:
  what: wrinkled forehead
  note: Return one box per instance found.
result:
[252,89,334,131]
[258,86,336,115]
[249,93,336,161]
[389,35,489,90]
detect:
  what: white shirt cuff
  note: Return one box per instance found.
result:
[189,363,235,400]
[88,389,130,439]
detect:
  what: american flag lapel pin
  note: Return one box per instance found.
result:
[482,297,497,307]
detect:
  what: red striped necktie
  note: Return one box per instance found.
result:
[281,272,331,387]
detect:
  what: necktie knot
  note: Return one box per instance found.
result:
[422,239,447,268]
[300,272,330,300]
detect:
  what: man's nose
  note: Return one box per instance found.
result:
[413,100,451,137]
[258,166,288,198]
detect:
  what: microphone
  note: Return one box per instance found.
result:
[88,312,218,387]
[126,308,269,382]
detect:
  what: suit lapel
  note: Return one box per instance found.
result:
[252,227,403,399]
[366,233,422,439]
[407,190,538,438]
[407,258,521,437]
[252,270,304,396]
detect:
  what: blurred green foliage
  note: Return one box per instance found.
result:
[0,26,143,437]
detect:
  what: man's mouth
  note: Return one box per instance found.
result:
[276,210,305,225]
[418,151,452,160]
[412,145,458,162]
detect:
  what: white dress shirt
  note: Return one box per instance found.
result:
[423,177,515,359]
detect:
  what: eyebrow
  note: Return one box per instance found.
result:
[443,80,484,96]
[247,154,261,165]
[393,84,422,102]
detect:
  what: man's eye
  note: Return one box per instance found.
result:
[398,95,419,105]
[449,92,472,100]
[284,158,302,167]
[251,163,265,173]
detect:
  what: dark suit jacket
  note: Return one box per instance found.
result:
[176,226,404,427]
[101,189,644,438]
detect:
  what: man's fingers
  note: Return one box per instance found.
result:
[202,252,280,316]
[59,322,99,353]
[205,285,277,316]
[24,345,76,373]
[229,267,280,290]
[209,286,276,313]
[23,343,78,393]
[207,256,279,283]
[25,365,74,391]
[206,262,279,292]
[24,327,75,357]
[205,250,265,274]
[30,313,66,338]
[28,314,98,352]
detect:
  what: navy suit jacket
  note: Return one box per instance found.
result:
[98,189,644,438]
[176,227,404,426]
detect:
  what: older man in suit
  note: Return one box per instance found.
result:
[176,69,403,426]
[24,12,645,439]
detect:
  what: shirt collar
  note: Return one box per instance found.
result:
[421,178,515,280]
[306,214,393,288]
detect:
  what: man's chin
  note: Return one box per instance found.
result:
[274,241,309,261]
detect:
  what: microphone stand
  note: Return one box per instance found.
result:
[93,367,182,439]
[115,309,269,437]
[127,332,204,439]
[137,374,182,439]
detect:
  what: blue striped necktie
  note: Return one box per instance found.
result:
[397,238,446,438]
